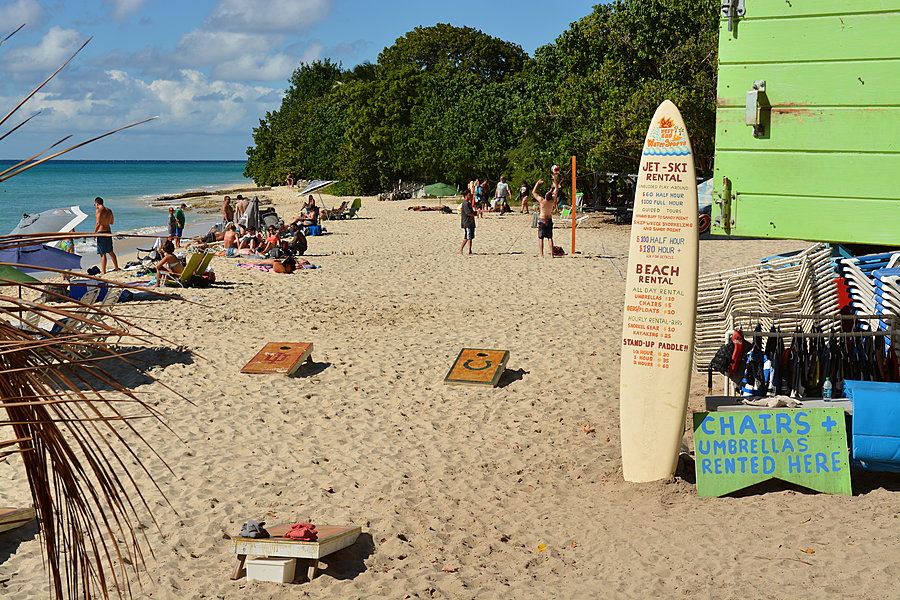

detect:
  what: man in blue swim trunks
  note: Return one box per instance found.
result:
[94,197,119,273]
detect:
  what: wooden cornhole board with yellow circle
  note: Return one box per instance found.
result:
[443,348,509,387]
[240,342,313,376]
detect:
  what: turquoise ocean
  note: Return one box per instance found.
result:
[0,160,251,241]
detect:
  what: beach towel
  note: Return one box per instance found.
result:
[282,522,317,541]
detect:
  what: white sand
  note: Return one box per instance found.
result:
[1,188,897,600]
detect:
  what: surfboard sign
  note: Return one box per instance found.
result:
[619,100,699,483]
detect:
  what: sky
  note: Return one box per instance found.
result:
[0,0,599,161]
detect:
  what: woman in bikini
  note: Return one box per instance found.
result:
[155,240,183,286]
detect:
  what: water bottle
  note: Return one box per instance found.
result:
[823,377,833,401]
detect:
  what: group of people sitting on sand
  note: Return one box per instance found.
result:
[158,194,323,279]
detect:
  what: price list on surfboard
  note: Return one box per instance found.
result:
[621,119,697,373]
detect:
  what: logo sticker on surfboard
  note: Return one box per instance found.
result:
[619,100,699,483]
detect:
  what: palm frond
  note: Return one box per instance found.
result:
[1,25,177,600]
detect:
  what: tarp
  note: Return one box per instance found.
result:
[9,206,88,244]
[423,183,459,198]
[297,180,338,196]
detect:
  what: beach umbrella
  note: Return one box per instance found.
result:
[239,196,260,231]
[423,183,459,198]
[0,243,82,273]
[0,264,40,284]
[9,206,88,242]
[297,180,338,196]
[0,264,40,298]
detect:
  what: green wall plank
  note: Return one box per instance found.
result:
[719,12,900,64]
[717,60,900,108]
[711,194,900,245]
[715,107,900,153]
[729,0,900,20]
[714,151,897,200]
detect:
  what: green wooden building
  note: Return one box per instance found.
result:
[713,1,899,245]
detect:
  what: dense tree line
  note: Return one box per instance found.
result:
[244,0,719,194]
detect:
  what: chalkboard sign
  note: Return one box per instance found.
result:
[693,408,851,497]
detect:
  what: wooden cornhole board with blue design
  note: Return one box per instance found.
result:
[0,507,36,534]
[241,342,313,376]
[443,348,509,387]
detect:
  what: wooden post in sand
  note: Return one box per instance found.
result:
[571,155,577,254]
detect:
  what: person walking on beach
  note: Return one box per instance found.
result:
[494,176,511,212]
[459,191,478,255]
[519,180,530,214]
[532,176,558,258]
[94,197,119,273]
[222,196,234,224]
[174,203,186,247]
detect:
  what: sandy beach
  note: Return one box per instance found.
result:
[1,186,897,600]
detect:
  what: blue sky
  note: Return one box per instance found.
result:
[0,0,599,160]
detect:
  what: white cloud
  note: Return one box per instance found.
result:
[104,0,148,20]
[207,0,331,33]
[0,0,44,31]
[175,29,276,65]
[2,26,84,72]
[13,68,281,137]
[212,49,319,81]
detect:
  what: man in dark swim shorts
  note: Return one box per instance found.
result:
[532,175,559,258]
[94,196,119,273]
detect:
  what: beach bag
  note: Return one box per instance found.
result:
[238,520,269,539]
[188,274,211,288]
[552,245,566,256]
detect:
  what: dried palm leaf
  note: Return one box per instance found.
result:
[1,26,177,600]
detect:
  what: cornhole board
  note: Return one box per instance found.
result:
[229,524,361,582]
[241,342,313,376]
[443,348,509,387]
[619,100,699,483]
[0,507,35,534]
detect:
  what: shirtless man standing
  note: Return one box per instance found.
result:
[532,175,559,258]
[94,197,119,273]
[222,196,235,223]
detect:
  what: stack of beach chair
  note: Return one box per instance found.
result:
[838,251,900,335]
[694,243,838,369]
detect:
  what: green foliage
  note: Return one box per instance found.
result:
[245,2,719,190]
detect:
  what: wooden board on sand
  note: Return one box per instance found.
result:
[0,507,36,534]
[443,349,509,387]
[619,100,699,483]
[240,342,313,376]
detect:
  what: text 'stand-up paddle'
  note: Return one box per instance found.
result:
[241,342,314,376]
[619,100,699,483]
[443,348,509,387]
